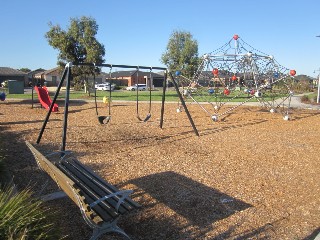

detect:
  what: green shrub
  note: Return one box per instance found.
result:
[0,186,57,239]
[300,95,310,103]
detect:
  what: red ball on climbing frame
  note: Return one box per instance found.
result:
[233,34,239,40]
[212,68,219,75]
[289,70,296,76]
[231,75,237,81]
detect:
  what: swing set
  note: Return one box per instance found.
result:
[92,65,157,124]
[36,62,200,151]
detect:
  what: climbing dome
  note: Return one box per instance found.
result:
[175,34,296,121]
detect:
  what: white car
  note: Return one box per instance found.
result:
[126,84,147,91]
[95,83,115,91]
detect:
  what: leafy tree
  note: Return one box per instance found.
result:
[161,30,199,78]
[18,68,31,73]
[45,16,105,92]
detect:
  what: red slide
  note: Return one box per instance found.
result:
[34,86,59,112]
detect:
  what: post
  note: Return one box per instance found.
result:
[31,78,34,109]
[317,73,320,104]
[316,35,320,103]
[37,66,68,144]
[169,72,199,137]
[61,63,72,152]
[160,71,167,129]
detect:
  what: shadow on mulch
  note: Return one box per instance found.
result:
[122,171,252,239]
[303,227,320,240]
[292,110,320,121]
[0,125,26,186]
[0,118,62,126]
[199,118,268,137]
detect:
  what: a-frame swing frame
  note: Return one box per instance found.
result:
[36,62,199,151]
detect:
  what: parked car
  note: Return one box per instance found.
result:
[126,84,147,91]
[95,82,115,91]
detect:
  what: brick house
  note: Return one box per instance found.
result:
[32,67,166,88]
[109,70,165,88]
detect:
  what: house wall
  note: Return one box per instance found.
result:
[44,74,59,86]
[129,76,146,86]
[153,77,164,87]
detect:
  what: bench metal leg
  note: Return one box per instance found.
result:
[90,220,132,240]
[71,188,132,240]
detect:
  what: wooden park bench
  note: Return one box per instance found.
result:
[25,141,140,240]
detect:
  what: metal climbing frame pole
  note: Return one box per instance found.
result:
[36,65,69,144]
[169,72,199,137]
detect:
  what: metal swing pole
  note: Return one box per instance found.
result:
[136,67,142,121]
[61,62,72,152]
[169,72,199,137]
[31,78,34,109]
[143,68,152,122]
[160,71,167,129]
[93,72,99,116]
[36,65,69,144]
[107,66,112,116]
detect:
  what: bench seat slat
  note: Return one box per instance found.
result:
[61,158,137,212]
[74,188,115,223]
[59,159,132,214]
[69,158,140,209]
[57,163,121,219]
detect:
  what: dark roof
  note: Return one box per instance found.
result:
[42,67,61,75]
[0,67,26,76]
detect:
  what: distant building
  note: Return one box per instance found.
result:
[27,68,46,86]
[0,67,27,86]
[32,67,166,88]
[108,70,165,88]
[34,67,63,87]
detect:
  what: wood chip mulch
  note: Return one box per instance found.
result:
[0,99,319,240]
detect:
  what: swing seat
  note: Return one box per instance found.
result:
[98,116,111,124]
[143,113,151,122]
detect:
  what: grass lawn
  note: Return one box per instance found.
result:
[3,88,295,103]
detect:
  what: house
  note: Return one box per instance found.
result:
[34,67,63,87]
[32,67,166,88]
[0,67,27,86]
[27,68,46,86]
[108,70,165,88]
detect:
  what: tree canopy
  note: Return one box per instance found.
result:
[161,30,199,78]
[18,68,31,73]
[45,16,105,90]
[45,16,105,67]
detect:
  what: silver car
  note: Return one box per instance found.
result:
[126,84,147,91]
[95,83,115,91]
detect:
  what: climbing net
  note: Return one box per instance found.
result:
[175,34,296,121]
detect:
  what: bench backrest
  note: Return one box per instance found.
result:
[25,141,139,225]
[26,141,80,206]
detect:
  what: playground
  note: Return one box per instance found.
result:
[1,99,319,239]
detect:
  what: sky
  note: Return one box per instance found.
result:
[1,0,320,77]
